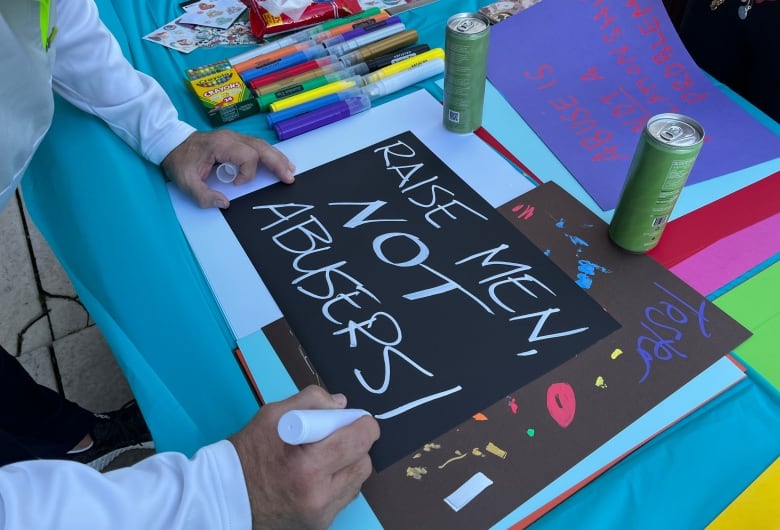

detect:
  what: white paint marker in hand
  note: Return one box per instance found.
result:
[278,409,371,445]
[215,162,239,183]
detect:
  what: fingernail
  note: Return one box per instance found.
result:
[214,199,229,209]
[332,393,347,407]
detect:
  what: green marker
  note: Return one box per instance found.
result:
[257,63,369,111]
[318,7,382,31]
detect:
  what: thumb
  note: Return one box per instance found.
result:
[192,184,230,209]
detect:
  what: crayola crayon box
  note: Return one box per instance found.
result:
[186,59,260,126]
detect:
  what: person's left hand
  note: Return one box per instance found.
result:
[161,129,296,209]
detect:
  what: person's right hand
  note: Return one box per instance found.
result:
[229,385,380,530]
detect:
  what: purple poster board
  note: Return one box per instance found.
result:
[486,0,780,210]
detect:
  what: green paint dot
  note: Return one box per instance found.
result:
[526,428,535,437]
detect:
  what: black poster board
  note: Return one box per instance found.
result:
[222,131,620,469]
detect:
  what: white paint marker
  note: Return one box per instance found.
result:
[277,408,371,445]
[215,162,239,183]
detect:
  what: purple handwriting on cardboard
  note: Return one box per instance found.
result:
[486,0,780,211]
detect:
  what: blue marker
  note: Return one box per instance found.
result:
[266,88,363,127]
[274,93,372,140]
[241,46,329,83]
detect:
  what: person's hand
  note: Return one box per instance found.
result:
[229,385,380,530]
[161,129,296,209]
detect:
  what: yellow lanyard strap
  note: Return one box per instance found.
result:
[39,0,57,50]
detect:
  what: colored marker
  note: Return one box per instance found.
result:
[326,23,407,57]
[258,64,369,111]
[321,16,402,49]
[310,11,391,44]
[233,41,315,74]
[266,58,444,126]
[269,77,361,112]
[364,43,430,71]
[362,57,444,99]
[277,409,371,445]
[253,62,345,96]
[247,55,338,90]
[337,29,419,67]
[362,47,445,84]
[266,89,361,126]
[228,7,383,65]
[318,7,384,31]
[274,93,373,140]
[271,59,445,139]
[241,46,329,83]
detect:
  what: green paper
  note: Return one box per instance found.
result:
[715,262,780,390]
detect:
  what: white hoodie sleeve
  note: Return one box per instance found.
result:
[50,0,196,164]
[0,440,252,530]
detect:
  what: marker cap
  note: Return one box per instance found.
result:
[215,162,239,183]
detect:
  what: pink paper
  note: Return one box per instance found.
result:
[670,213,780,295]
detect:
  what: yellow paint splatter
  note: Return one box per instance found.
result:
[473,412,488,421]
[610,348,623,360]
[485,441,507,459]
[406,466,427,480]
[595,376,608,389]
[412,453,421,459]
[471,448,484,457]
[423,443,441,452]
[438,450,468,469]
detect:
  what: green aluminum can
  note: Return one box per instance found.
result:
[442,12,490,134]
[608,113,704,253]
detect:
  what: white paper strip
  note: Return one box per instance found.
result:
[444,472,494,512]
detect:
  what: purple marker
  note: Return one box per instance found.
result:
[320,16,402,49]
[266,88,363,127]
[274,93,371,140]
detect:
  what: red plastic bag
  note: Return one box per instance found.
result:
[242,0,364,39]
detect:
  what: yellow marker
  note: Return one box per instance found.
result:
[363,47,445,84]
[610,348,624,359]
[269,78,360,112]
[595,375,608,389]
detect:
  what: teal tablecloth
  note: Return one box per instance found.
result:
[22,0,780,527]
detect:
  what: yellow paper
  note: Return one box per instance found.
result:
[706,457,780,529]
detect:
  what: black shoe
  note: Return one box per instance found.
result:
[65,400,155,471]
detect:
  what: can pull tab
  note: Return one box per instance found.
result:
[659,125,683,142]
[659,124,698,145]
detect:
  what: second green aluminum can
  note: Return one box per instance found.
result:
[442,12,490,134]
[608,113,705,253]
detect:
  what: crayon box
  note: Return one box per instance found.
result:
[186,59,260,126]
